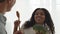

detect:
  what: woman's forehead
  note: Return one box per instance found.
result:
[35,10,44,13]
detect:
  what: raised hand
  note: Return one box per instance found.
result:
[14,20,20,28]
[16,11,20,30]
[14,30,23,34]
[13,11,21,34]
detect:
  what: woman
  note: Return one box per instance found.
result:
[13,8,55,34]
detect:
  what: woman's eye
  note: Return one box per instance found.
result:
[41,13,45,15]
[35,13,38,15]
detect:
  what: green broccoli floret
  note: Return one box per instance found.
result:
[33,24,47,34]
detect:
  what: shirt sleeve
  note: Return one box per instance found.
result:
[0,22,7,34]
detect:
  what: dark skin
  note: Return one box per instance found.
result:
[13,11,23,34]
[34,10,45,25]
[13,20,21,34]
[14,30,22,34]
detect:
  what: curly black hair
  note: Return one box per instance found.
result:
[24,8,55,34]
[0,0,5,3]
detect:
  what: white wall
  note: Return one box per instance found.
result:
[5,0,59,34]
[55,0,60,34]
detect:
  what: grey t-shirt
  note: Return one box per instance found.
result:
[0,13,7,34]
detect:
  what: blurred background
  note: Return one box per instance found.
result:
[4,0,60,34]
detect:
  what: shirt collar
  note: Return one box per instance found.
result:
[0,13,6,25]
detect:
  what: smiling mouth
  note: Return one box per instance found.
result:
[37,18,41,21]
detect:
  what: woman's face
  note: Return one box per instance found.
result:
[34,10,45,24]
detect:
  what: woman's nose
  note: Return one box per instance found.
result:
[38,14,41,16]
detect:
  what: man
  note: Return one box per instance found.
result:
[0,0,16,34]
